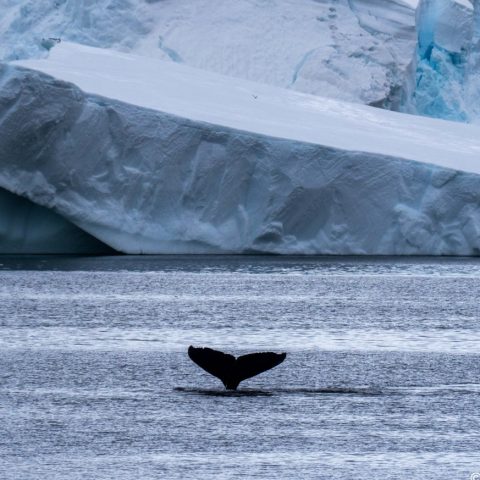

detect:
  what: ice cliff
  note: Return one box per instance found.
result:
[403,0,480,123]
[2,43,480,255]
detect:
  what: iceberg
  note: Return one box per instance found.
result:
[2,42,480,255]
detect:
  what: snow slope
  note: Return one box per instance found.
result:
[14,43,480,174]
[0,0,417,107]
[2,42,480,255]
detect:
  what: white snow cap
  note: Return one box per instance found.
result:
[15,42,480,174]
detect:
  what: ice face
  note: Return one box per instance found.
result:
[402,0,480,122]
[3,44,480,255]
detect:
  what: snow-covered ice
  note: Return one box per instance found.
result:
[0,0,417,107]
[12,43,480,173]
[2,42,480,255]
[7,0,480,122]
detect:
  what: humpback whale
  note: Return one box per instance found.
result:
[188,346,287,390]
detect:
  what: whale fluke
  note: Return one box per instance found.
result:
[188,346,287,390]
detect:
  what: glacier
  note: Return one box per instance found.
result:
[2,42,480,255]
[8,0,480,122]
[0,0,417,107]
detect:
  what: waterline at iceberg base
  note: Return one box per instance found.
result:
[2,44,480,255]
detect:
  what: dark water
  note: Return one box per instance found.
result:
[0,256,479,479]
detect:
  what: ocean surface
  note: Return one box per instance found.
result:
[0,255,479,479]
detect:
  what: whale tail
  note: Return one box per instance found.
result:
[188,346,287,390]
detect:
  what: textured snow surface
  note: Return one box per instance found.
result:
[0,0,417,107]
[2,43,480,255]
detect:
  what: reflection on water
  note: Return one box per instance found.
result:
[174,386,383,396]
[2,253,480,276]
[0,255,479,479]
